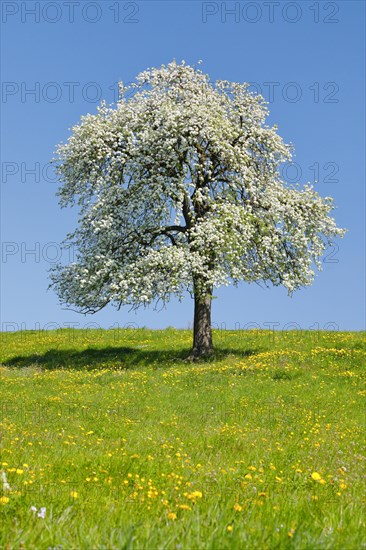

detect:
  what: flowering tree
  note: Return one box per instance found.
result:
[51,61,344,358]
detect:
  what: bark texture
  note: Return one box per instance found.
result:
[191,283,213,359]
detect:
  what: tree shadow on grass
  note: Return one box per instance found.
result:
[3,346,262,371]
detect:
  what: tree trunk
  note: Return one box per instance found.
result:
[190,283,213,359]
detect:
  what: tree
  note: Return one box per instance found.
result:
[51,61,345,358]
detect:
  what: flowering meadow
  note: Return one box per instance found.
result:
[0,328,365,548]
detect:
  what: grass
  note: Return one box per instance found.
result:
[0,328,365,549]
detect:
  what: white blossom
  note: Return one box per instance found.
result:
[50,61,345,313]
[30,506,47,518]
[1,471,11,492]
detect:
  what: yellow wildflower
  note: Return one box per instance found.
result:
[186,490,202,500]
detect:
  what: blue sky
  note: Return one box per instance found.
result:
[1,0,365,333]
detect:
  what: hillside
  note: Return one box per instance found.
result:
[0,329,365,548]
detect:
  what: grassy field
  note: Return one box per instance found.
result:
[0,328,365,549]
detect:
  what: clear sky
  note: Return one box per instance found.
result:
[1,0,365,333]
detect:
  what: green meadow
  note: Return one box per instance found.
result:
[0,328,365,549]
